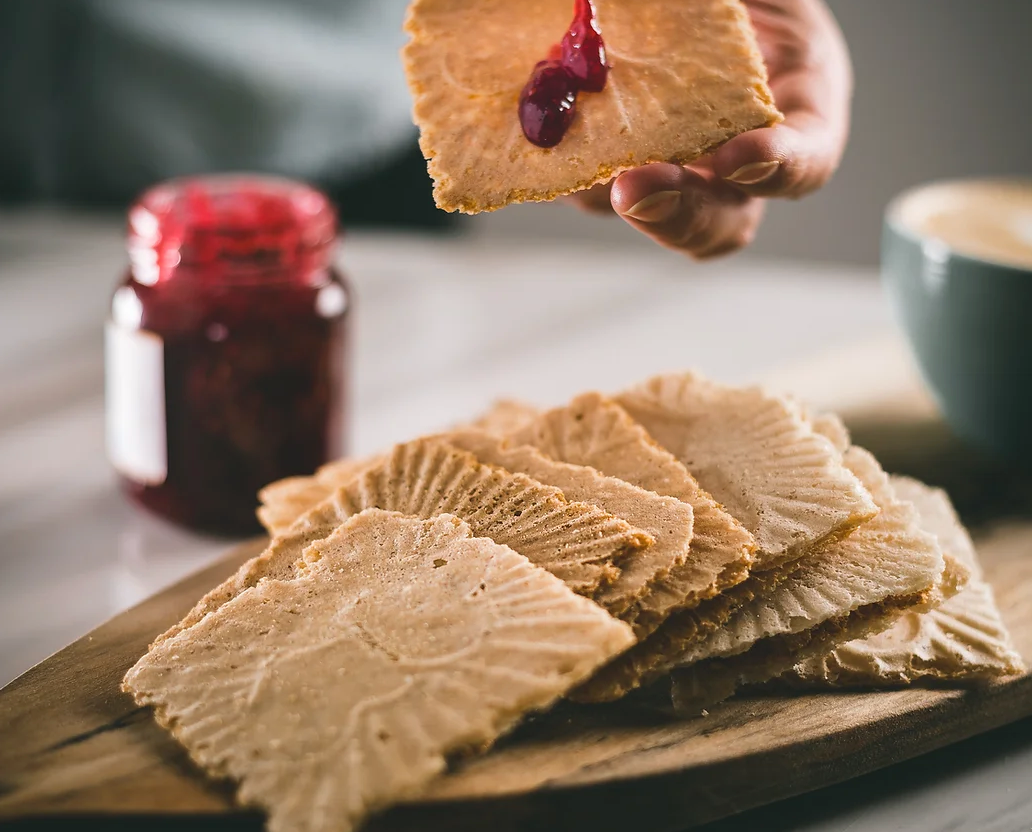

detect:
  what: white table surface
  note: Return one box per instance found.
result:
[1,211,1029,831]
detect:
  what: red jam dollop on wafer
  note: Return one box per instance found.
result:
[518,0,609,148]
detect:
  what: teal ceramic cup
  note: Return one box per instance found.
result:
[882,179,1032,464]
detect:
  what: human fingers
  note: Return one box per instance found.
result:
[610,163,765,259]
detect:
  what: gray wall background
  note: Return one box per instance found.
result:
[469,0,1032,266]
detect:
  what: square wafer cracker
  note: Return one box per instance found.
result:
[163,437,651,646]
[789,476,1025,686]
[403,0,782,213]
[668,446,955,713]
[617,373,879,571]
[125,509,634,832]
[444,428,694,634]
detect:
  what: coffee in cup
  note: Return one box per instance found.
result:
[882,178,1032,464]
[892,179,1032,271]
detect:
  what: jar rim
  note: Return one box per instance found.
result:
[127,174,338,285]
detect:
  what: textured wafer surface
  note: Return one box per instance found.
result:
[444,428,693,633]
[343,438,652,595]
[125,510,634,832]
[617,374,879,569]
[669,591,930,714]
[158,495,353,646]
[258,455,383,537]
[258,405,541,537]
[572,560,799,702]
[179,439,652,644]
[509,392,758,702]
[511,392,755,612]
[668,447,947,711]
[790,477,1025,685]
[403,0,781,213]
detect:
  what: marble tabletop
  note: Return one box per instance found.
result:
[1,211,1029,831]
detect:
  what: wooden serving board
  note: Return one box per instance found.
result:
[2,337,1032,831]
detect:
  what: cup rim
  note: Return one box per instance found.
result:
[885,177,1032,276]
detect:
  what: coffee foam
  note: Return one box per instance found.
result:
[892,179,1032,271]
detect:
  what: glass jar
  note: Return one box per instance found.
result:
[105,175,351,536]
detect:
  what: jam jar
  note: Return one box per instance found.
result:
[105,175,351,535]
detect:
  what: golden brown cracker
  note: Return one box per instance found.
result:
[403,0,781,213]
[126,510,634,832]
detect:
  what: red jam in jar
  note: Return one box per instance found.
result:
[105,175,351,536]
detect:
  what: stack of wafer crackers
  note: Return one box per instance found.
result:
[125,372,1024,832]
[122,3,1023,832]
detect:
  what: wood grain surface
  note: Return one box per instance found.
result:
[1,359,1031,832]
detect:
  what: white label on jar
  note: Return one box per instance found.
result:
[105,322,168,485]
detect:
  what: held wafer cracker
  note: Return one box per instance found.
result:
[444,428,694,633]
[125,510,634,832]
[789,477,1025,686]
[169,437,652,646]
[403,0,782,213]
[668,447,954,713]
[617,373,879,570]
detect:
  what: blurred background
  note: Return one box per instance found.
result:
[2,0,1031,263]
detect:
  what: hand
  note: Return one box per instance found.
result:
[568,0,853,260]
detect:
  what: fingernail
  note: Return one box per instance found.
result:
[726,161,780,185]
[621,190,682,223]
